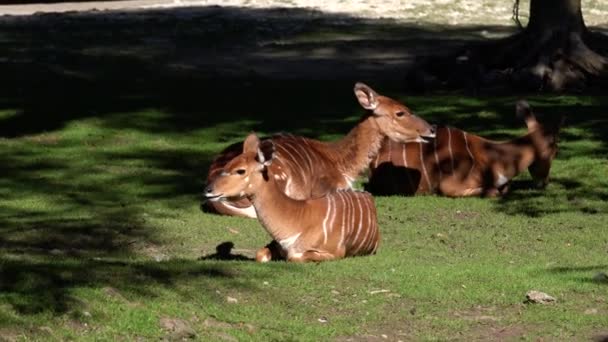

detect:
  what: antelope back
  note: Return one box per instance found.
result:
[368,126,470,194]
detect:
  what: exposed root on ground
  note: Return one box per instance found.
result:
[408,28,608,92]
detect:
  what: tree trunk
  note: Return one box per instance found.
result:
[411,0,608,92]
[527,0,585,34]
[514,0,607,90]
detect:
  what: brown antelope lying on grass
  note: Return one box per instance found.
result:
[204,133,381,262]
[367,100,562,197]
[205,82,436,218]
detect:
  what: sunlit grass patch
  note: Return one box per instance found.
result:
[1,93,607,340]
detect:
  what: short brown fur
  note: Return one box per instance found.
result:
[368,101,562,197]
[205,82,435,217]
[205,133,380,262]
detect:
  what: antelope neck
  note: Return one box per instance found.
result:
[249,173,308,242]
[332,116,384,179]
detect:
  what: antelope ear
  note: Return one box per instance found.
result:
[243,133,260,154]
[516,100,539,131]
[354,82,379,111]
[257,139,275,166]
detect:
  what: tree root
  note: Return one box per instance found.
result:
[409,28,608,92]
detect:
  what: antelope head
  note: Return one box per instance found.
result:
[517,100,563,188]
[205,133,275,201]
[354,82,436,143]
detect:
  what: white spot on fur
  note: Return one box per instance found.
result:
[463,187,482,196]
[218,202,257,218]
[279,233,301,250]
[259,254,270,263]
[274,174,280,180]
[495,173,509,187]
[289,252,303,260]
[412,136,429,143]
[342,174,355,188]
[284,177,293,197]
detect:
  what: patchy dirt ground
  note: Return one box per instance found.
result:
[2,1,605,90]
[2,0,608,28]
[0,4,495,88]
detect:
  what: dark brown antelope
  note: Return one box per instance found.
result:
[204,133,381,262]
[205,82,436,218]
[367,101,562,197]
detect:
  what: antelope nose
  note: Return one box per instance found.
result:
[204,185,214,196]
[430,125,437,135]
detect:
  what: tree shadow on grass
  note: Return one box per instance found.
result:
[0,5,518,140]
[546,265,608,286]
[1,4,607,317]
[0,141,256,316]
[0,258,236,314]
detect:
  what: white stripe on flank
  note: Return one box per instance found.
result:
[463,131,475,177]
[328,193,338,244]
[352,193,364,250]
[284,141,310,175]
[338,192,347,247]
[401,141,408,167]
[343,191,352,239]
[433,132,442,182]
[447,127,455,173]
[419,143,432,190]
[275,144,304,180]
[368,198,376,252]
[335,192,346,249]
[298,141,315,175]
[322,195,332,244]
[358,196,372,253]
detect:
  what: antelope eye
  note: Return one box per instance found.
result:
[396,111,406,117]
[236,169,246,175]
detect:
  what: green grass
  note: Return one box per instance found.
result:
[1,93,607,341]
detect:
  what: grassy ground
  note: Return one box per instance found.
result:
[1,91,607,341]
[1,4,608,342]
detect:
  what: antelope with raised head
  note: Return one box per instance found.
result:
[204,133,381,262]
[367,100,562,197]
[205,82,436,218]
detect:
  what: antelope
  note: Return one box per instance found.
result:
[367,100,562,197]
[204,133,381,262]
[205,82,436,218]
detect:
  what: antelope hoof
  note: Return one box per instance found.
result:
[256,247,272,263]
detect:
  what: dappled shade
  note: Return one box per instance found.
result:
[0,5,607,321]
